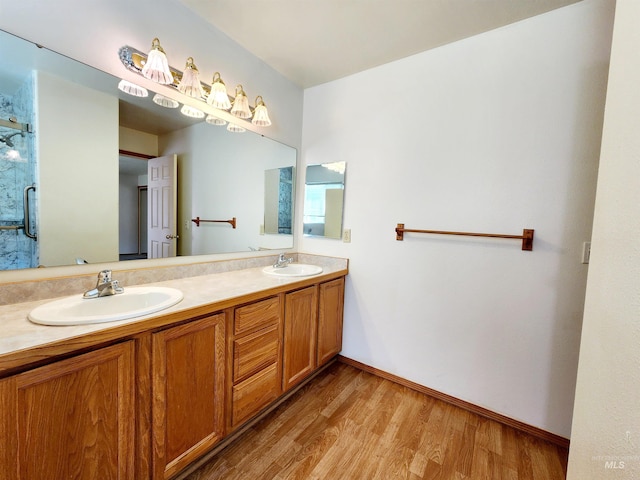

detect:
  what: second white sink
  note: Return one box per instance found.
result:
[28,286,184,326]
[262,263,323,277]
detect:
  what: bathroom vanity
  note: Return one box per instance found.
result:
[0,256,347,479]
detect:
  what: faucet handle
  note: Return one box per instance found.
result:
[97,270,112,284]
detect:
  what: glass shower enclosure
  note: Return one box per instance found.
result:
[0,77,38,270]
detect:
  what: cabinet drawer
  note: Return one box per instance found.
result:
[232,363,280,428]
[234,296,280,336]
[233,324,279,383]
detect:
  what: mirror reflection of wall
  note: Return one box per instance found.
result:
[303,162,346,239]
[161,122,296,255]
[0,28,297,271]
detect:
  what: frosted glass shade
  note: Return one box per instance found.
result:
[152,94,179,108]
[207,73,231,110]
[117,79,148,98]
[141,38,173,85]
[230,85,252,119]
[251,97,271,127]
[180,104,204,118]
[227,123,246,133]
[177,57,206,99]
[206,114,227,126]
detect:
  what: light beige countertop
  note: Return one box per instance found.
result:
[0,258,348,375]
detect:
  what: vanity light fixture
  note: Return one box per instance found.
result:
[251,96,272,127]
[117,79,148,97]
[152,93,179,108]
[141,38,174,85]
[227,123,246,133]
[119,42,273,127]
[177,57,206,99]
[206,114,227,126]
[180,104,205,119]
[230,85,252,119]
[207,72,231,110]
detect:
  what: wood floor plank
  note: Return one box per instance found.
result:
[183,362,569,480]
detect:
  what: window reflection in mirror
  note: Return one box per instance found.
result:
[303,162,346,239]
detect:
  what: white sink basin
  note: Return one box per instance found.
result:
[28,286,184,326]
[262,263,323,277]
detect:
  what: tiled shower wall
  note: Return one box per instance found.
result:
[0,72,37,270]
[278,166,293,234]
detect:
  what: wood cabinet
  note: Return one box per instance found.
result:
[151,313,226,479]
[0,272,346,479]
[0,341,135,480]
[229,296,282,429]
[283,286,319,391]
[282,278,345,391]
[317,277,345,366]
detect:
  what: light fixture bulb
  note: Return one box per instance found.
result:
[3,149,24,162]
[141,38,174,85]
[152,93,179,108]
[227,123,246,133]
[206,72,231,110]
[177,57,206,99]
[180,104,205,118]
[251,96,272,127]
[230,85,252,119]
[206,114,227,126]
[117,79,148,97]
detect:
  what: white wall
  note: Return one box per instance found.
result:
[161,122,296,255]
[0,0,303,150]
[119,126,158,157]
[36,71,119,266]
[300,0,614,438]
[567,0,640,477]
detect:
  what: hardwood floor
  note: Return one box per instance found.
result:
[184,362,568,480]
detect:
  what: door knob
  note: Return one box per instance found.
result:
[166,234,180,240]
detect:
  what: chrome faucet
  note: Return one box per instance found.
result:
[83,270,124,299]
[273,253,293,268]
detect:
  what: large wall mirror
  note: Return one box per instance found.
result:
[0,28,295,271]
[303,162,346,239]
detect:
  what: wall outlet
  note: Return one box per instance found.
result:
[582,242,591,264]
[343,229,351,243]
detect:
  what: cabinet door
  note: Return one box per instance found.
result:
[0,341,135,480]
[152,314,226,479]
[318,277,345,366]
[282,286,318,391]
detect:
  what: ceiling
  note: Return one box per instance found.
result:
[177,0,582,88]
